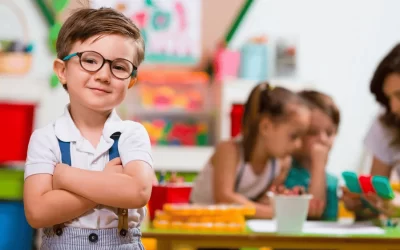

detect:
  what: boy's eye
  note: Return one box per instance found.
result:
[113,65,128,72]
[83,58,98,64]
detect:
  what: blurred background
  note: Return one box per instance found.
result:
[1,0,400,249]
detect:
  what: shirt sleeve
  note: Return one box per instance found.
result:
[364,117,395,165]
[24,128,58,180]
[118,121,153,167]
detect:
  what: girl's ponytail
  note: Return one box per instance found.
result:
[242,82,271,162]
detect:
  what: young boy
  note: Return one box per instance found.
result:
[285,90,340,221]
[23,7,154,249]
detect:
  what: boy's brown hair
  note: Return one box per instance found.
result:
[57,7,145,69]
[298,90,340,129]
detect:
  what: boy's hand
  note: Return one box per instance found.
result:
[310,142,329,169]
[53,163,69,190]
[104,157,123,174]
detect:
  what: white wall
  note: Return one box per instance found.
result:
[230,0,400,176]
[2,0,400,176]
[0,0,69,129]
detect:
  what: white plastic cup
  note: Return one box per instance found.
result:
[268,193,313,234]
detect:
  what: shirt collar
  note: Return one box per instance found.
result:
[54,105,123,142]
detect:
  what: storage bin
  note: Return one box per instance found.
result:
[0,201,34,250]
[0,102,36,163]
[139,116,210,146]
[125,71,210,112]
[0,168,24,200]
[148,184,192,220]
[122,70,215,146]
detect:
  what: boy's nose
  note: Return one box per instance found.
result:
[94,63,112,83]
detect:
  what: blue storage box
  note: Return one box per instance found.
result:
[239,42,268,81]
[0,201,34,250]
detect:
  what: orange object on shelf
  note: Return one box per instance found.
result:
[138,70,209,84]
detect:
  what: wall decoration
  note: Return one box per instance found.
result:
[91,0,202,65]
[34,0,69,88]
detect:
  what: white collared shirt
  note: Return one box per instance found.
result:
[24,106,153,229]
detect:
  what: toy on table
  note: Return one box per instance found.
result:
[342,171,396,224]
[152,204,255,232]
[342,171,394,200]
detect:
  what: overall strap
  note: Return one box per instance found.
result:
[110,132,129,236]
[109,132,121,160]
[53,133,129,237]
[58,139,72,165]
[53,139,71,236]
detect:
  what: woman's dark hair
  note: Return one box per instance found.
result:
[298,90,340,129]
[370,43,400,146]
[241,82,308,162]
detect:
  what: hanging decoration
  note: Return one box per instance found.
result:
[91,0,202,65]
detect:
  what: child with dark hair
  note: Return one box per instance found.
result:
[285,90,340,221]
[190,82,311,218]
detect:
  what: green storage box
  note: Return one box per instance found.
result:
[0,168,24,200]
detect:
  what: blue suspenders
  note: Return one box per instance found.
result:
[57,132,121,165]
[53,132,128,236]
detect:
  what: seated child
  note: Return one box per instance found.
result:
[190,83,311,218]
[23,7,154,250]
[285,90,340,221]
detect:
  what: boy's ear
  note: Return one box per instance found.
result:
[53,59,67,87]
[128,78,137,88]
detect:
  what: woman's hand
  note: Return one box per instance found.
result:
[341,187,363,211]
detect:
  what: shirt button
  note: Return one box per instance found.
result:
[55,228,63,236]
[88,233,98,243]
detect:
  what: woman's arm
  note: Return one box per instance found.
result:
[212,141,274,219]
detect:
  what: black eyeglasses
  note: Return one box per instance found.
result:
[62,51,137,80]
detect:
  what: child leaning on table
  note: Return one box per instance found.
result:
[190,82,311,219]
[23,7,154,250]
[284,90,340,221]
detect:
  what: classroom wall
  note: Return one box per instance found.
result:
[2,0,400,177]
[229,0,400,176]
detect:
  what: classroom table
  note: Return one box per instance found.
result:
[142,226,400,250]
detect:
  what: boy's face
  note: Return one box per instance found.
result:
[298,108,337,157]
[54,34,137,112]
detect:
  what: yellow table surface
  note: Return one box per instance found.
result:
[142,225,400,250]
